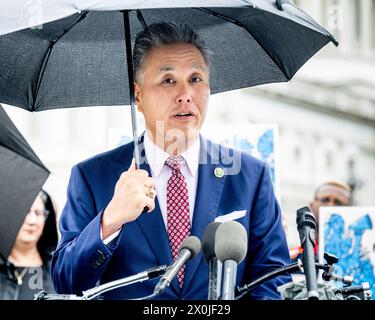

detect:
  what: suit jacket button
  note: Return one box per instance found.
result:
[92,259,102,268]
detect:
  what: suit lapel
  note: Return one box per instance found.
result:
[115,135,179,295]
[182,137,226,296]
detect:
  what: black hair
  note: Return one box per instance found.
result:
[133,22,211,83]
[37,189,58,264]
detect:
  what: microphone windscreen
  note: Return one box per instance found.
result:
[296,206,316,231]
[215,221,247,264]
[202,222,221,263]
[179,235,201,259]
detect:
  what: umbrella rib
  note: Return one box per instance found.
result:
[195,8,290,80]
[136,10,149,30]
[32,12,90,111]
[196,7,245,27]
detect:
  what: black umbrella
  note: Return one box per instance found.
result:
[0,0,337,166]
[0,105,50,259]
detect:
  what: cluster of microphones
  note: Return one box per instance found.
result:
[35,207,372,300]
[154,220,248,300]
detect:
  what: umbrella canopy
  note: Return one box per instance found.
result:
[0,0,337,111]
[0,105,50,259]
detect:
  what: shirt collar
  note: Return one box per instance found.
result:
[144,131,200,178]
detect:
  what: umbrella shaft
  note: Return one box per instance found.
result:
[122,10,141,169]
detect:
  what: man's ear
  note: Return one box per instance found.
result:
[134,81,142,113]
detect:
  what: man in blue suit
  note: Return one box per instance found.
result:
[51,22,292,300]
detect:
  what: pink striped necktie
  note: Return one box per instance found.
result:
[165,155,191,288]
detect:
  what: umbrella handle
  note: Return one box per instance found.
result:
[122,10,143,169]
[122,10,148,214]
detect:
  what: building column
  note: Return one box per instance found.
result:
[308,0,323,24]
[360,0,373,55]
[337,0,357,53]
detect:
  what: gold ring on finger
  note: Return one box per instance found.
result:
[146,188,155,198]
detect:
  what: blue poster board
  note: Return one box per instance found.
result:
[202,124,280,201]
[319,207,375,299]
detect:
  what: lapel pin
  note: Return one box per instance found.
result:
[214,167,225,178]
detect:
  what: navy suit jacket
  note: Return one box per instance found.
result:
[51,135,292,299]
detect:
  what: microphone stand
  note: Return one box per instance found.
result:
[235,252,369,300]
[82,265,166,300]
[35,265,167,300]
[208,257,222,300]
[235,260,303,299]
[296,206,319,300]
[221,260,238,300]
[316,252,353,285]
[34,291,83,300]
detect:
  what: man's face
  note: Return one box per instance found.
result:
[135,43,210,151]
[310,184,351,227]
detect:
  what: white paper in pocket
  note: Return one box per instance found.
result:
[214,210,247,223]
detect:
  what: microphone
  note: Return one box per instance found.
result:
[215,221,247,300]
[296,206,319,300]
[336,282,372,300]
[154,236,201,295]
[202,222,223,300]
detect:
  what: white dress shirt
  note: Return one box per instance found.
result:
[102,132,200,244]
[144,131,200,229]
